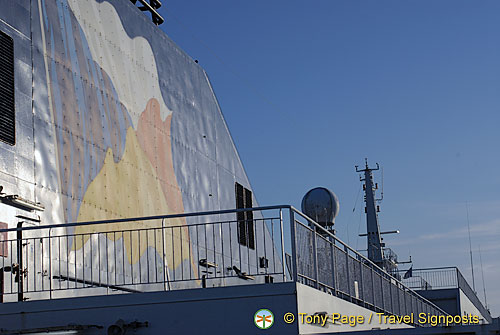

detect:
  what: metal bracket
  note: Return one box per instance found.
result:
[130,0,164,25]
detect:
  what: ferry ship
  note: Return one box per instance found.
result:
[0,1,497,334]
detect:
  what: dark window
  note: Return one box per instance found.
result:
[235,182,254,249]
[0,30,15,145]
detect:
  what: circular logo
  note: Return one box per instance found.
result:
[254,309,274,329]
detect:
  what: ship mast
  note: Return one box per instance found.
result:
[356,159,384,268]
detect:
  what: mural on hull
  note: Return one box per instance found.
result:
[39,0,192,269]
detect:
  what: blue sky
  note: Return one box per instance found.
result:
[158,1,500,316]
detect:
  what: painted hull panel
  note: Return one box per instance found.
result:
[0,0,272,297]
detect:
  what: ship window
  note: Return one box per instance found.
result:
[235,182,255,249]
[0,30,15,146]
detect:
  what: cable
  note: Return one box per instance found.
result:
[355,201,364,253]
[346,184,362,245]
[478,245,488,309]
[465,201,476,292]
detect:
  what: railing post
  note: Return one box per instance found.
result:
[330,239,336,295]
[289,209,298,282]
[48,228,52,299]
[402,286,406,316]
[16,222,24,302]
[370,265,375,309]
[161,218,168,291]
[380,276,384,309]
[312,224,318,288]
[344,245,350,300]
[358,258,363,303]
[279,208,286,282]
[455,267,462,314]
[387,276,392,314]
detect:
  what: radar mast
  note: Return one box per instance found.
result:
[356,159,385,268]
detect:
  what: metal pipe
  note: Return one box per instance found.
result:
[289,210,298,282]
[0,205,293,234]
[279,208,286,282]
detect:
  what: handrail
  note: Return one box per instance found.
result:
[0,207,287,300]
[289,207,449,317]
[0,205,292,233]
[0,204,450,317]
[456,270,492,322]
[396,266,491,322]
[396,266,458,272]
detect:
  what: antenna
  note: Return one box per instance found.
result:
[376,167,384,202]
[465,201,475,292]
[356,159,384,268]
[380,166,384,200]
[478,245,488,309]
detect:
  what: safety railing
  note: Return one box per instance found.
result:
[288,208,447,325]
[0,206,286,302]
[0,205,447,324]
[398,267,458,290]
[396,267,492,323]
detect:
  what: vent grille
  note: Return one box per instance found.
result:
[236,182,255,249]
[0,30,15,146]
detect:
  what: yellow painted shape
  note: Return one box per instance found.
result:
[74,127,191,267]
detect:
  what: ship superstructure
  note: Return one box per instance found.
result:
[0,1,495,334]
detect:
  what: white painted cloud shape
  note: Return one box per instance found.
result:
[67,0,172,126]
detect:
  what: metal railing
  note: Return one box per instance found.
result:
[288,209,446,324]
[0,205,447,324]
[0,206,286,301]
[397,267,492,323]
[398,267,458,290]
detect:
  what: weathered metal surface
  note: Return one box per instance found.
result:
[0,1,34,236]
[0,282,299,335]
[0,0,261,297]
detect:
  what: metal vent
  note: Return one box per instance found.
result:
[0,30,14,146]
[235,182,255,249]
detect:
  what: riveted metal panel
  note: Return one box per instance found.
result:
[0,1,30,39]
[15,91,31,128]
[1,0,273,297]
[0,14,34,206]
